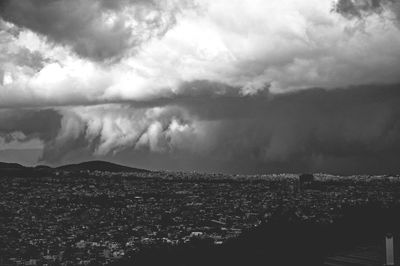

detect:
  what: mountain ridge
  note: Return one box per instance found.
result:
[0,160,149,174]
[0,162,26,169]
[57,160,149,173]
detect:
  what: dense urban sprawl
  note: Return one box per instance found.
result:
[1,170,400,265]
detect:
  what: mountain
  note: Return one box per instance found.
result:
[0,160,149,176]
[56,160,149,173]
[0,162,33,177]
[34,165,52,170]
[0,162,26,170]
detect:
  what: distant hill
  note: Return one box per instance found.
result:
[34,165,52,170]
[56,160,149,173]
[0,162,33,177]
[0,162,26,170]
[0,160,149,176]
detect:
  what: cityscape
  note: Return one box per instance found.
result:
[1,162,400,265]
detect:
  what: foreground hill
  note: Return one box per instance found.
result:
[56,160,149,173]
[113,204,400,266]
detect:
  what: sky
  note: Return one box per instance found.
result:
[1,0,400,174]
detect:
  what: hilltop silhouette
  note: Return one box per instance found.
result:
[0,162,26,170]
[57,160,149,173]
[0,160,149,176]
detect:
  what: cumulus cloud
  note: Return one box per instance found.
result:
[0,0,194,61]
[0,0,400,108]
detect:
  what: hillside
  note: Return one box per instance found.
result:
[0,162,26,170]
[56,160,149,173]
[0,160,149,176]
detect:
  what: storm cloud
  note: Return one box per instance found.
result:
[333,0,400,20]
[28,84,400,174]
[0,109,61,141]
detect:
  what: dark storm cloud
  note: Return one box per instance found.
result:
[190,84,400,174]
[333,0,400,20]
[1,81,399,175]
[33,83,400,174]
[333,0,384,17]
[0,0,192,61]
[0,109,62,141]
[42,132,90,164]
[40,112,93,163]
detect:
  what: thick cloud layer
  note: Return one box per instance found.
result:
[1,84,400,174]
[30,84,400,174]
[1,0,400,108]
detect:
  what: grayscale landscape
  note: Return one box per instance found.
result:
[1,0,400,265]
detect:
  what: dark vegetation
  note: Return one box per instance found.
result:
[112,203,400,266]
